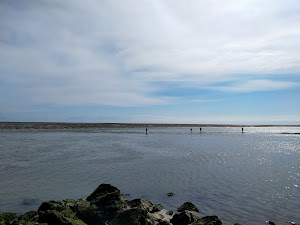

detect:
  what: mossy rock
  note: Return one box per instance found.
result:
[60,209,77,219]
[76,204,121,225]
[73,199,90,214]
[0,212,17,223]
[63,199,76,206]
[38,200,69,212]
[38,210,86,225]
[63,199,77,210]
[190,216,222,225]
[77,190,128,225]
[109,208,151,225]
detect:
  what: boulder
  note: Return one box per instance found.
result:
[76,191,128,225]
[87,184,120,201]
[109,208,152,225]
[170,210,200,225]
[177,202,199,213]
[190,216,222,225]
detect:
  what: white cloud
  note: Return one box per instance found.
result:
[212,79,300,92]
[0,0,300,108]
[113,113,300,125]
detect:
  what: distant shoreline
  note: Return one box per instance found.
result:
[0,122,299,130]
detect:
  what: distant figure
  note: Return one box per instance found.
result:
[146,128,148,135]
[242,127,244,133]
[200,127,202,133]
[190,128,192,133]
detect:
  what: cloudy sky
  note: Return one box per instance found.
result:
[1,0,300,124]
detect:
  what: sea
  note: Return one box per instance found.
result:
[0,126,299,225]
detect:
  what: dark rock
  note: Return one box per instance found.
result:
[151,204,163,213]
[127,199,153,212]
[234,223,242,225]
[0,212,17,224]
[87,184,120,201]
[91,190,128,215]
[109,208,151,225]
[170,210,200,225]
[167,193,174,197]
[166,211,173,216]
[177,202,199,213]
[158,221,171,225]
[190,216,222,225]
[38,200,68,212]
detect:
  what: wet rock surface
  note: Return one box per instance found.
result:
[177,202,199,213]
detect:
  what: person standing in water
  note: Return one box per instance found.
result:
[146,128,148,135]
[200,127,202,133]
[242,127,244,133]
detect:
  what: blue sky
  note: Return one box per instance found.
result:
[0,0,300,124]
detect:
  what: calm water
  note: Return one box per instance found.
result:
[0,127,299,224]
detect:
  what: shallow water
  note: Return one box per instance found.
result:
[0,127,300,224]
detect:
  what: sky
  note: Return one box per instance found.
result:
[0,0,300,124]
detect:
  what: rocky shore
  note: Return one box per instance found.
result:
[2,122,296,130]
[0,183,229,225]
